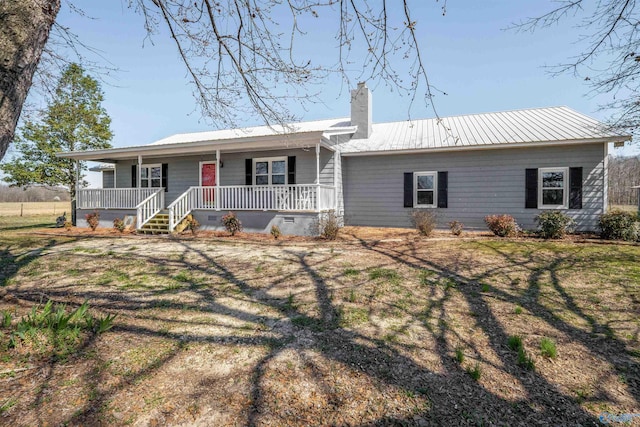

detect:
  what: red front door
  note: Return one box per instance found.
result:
[201,163,216,186]
[201,163,216,205]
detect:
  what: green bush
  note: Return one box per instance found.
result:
[599,209,639,241]
[535,211,575,239]
[411,210,437,236]
[484,214,519,237]
[221,211,242,236]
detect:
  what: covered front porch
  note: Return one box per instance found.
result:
[77,183,336,232]
[60,123,348,234]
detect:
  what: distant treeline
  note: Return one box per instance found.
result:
[609,155,640,207]
[0,184,70,202]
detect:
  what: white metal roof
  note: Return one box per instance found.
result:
[338,106,630,154]
[149,118,353,145]
[59,106,629,162]
[88,163,115,172]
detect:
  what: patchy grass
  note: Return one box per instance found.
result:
[0,215,638,425]
[466,362,482,381]
[540,337,558,359]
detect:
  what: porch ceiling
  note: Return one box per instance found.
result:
[57,131,336,162]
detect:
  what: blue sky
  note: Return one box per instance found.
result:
[6,1,638,186]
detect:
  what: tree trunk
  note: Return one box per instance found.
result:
[0,0,60,161]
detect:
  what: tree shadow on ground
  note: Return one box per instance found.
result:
[2,235,637,426]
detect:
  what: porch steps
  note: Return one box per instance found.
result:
[137,212,170,235]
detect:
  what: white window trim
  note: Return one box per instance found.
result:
[414,171,438,208]
[140,163,162,188]
[199,161,217,187]
[253,157,287,185]
[538,167,569,209]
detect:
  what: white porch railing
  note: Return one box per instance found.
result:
[167,187,198,231]
[77,188,158,209]
[216,184,334,211]
[136,189,165,229]
[78,185,336,232]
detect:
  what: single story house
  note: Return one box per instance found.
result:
[59,83,631,235]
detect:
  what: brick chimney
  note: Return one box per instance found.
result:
[350,82,372,139]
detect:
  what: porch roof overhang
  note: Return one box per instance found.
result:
[58,128,355,162]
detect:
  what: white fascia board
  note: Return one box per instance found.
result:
[57,131,326,161]
[340,136,630,157]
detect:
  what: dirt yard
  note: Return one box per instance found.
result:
[0,216,639,426]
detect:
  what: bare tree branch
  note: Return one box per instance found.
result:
[510,0,640,137]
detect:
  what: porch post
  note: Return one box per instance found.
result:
[72,160,80,226]
[137,155,142,229]
[215,149,220,211]
[316,144,320,212]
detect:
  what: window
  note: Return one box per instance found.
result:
[140,164,162,188]
[253,157,287,185]
[538,167,568,209]
[414,171,437,208]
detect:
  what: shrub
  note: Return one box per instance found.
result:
[113,218,126,233]
[270,225,281,240]
[455,346,465,364]
[448,220,464,236]
[599,209,639,241]
[318,210,341,240]
[484,214,519,237]
[411,210,437,236]
[221,211,242,236]
[85,211,100,231]
[535,211,575,239]
[186,215,200,235]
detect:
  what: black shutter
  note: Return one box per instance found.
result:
[569,167,582,209]
[437,171,448,208]
[525,168,538,209]
[131,165,137,188]
[287,156,296,185]
[403,172,413,208]
[245,159,252,185]
[162,163,168,192]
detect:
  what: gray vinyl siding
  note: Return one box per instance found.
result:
[102,171,115,188]
[115,155,215,206]
[342,143,605,231]
[113,147,337,206]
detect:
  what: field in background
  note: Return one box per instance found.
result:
[0,202,71,216]
[611,204,638,213]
